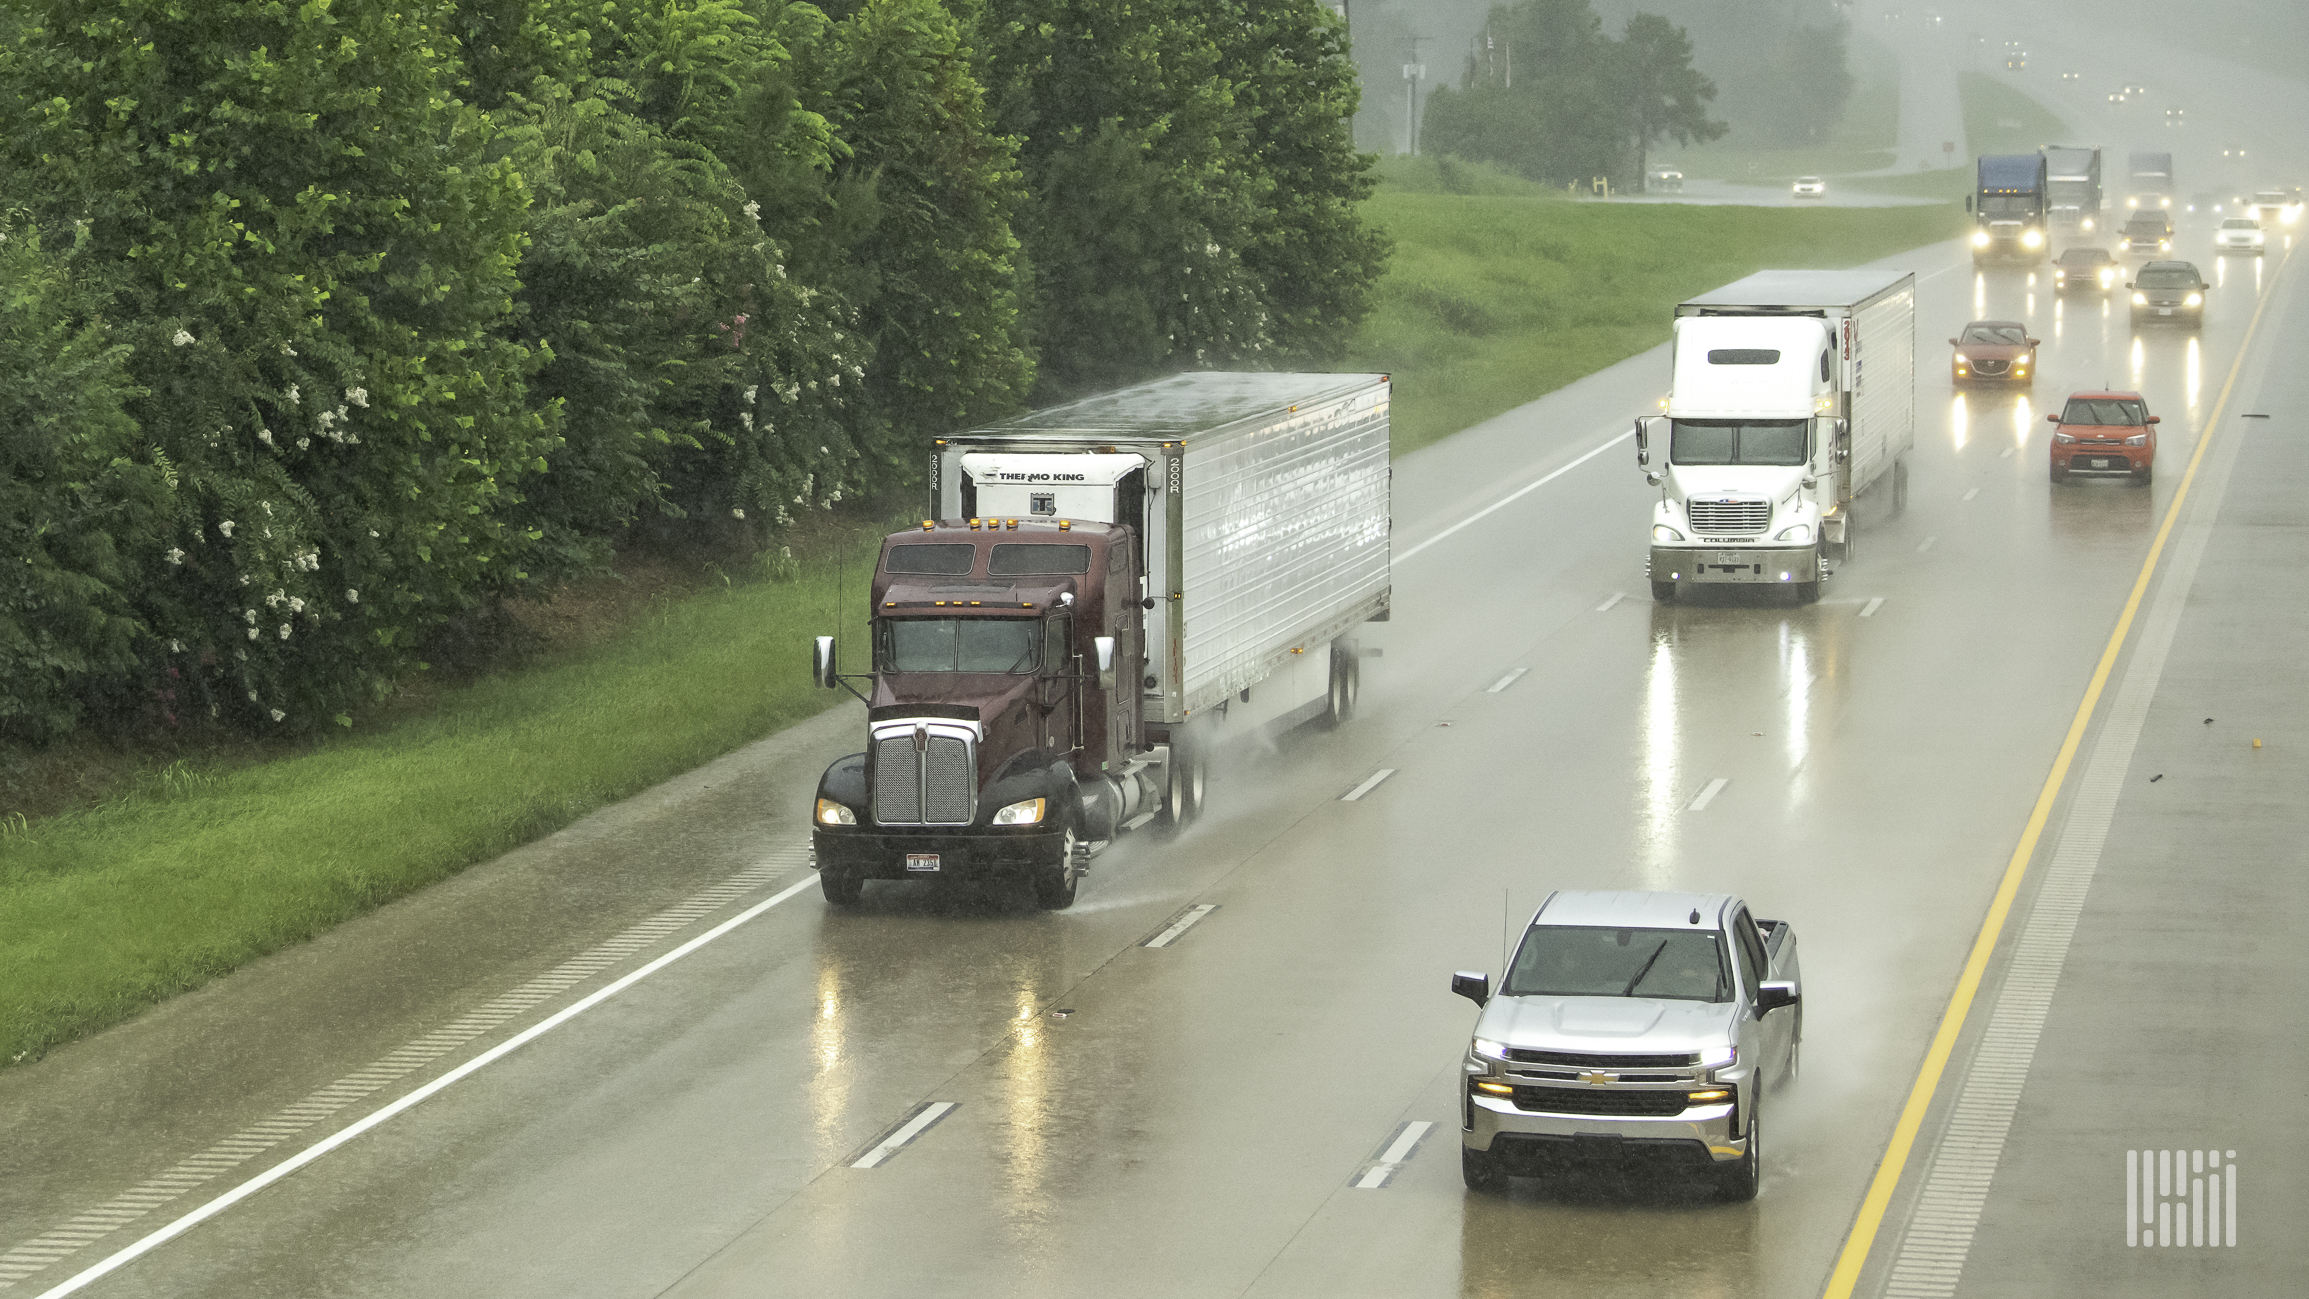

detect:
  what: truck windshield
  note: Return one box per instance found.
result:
[1978,196,2037,218]
[1502,926,1729,1002]
[1670,420,1808,467]
[877,618,1040,673]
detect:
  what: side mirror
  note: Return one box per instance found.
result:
[2145,415,2161,424]
[812,636,838,689]
[1093,636,1117,689]
[2046,413,2062,423]
[1757,981,1800,1015]
[1451,971,1491,1007]
[2026,338,2041,346]
[1948,338,1961,346]
[2125,282,2134,290]
[1632,417,1648,450]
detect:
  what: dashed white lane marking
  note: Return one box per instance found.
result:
[1962,487,1980,501]
[1999,447,2015,459]
[1485,668,1529,694]
[1860,597,1887,618]
[1917,535,1939,553]
[1339,769,1397,802]
[1143,904,1218,949]
[849,1102,958,1170]
[1686,777,1729,812]
[1878,360,2243,1298]
[1594,591,1626,612]
[7,847,817,1297]
[1352,1121,1437,1189]
[1398,428,1635,563]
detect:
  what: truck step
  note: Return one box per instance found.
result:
[1121,812,1157,831]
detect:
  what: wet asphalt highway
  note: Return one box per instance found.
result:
[0,204,2295,1298]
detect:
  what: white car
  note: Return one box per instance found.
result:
[1791,176,1826,199]
[2215,217,2266,254]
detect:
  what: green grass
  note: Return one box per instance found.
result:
[0,527,888,1066]
[1347,196,1965,455]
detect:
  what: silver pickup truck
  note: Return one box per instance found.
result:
[1451,890,1801,1200]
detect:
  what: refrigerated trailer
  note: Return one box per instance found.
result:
[1637,270,1916,603]
[808,372,1391,907]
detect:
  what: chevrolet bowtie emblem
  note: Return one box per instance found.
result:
[1580,1070,1615,1086]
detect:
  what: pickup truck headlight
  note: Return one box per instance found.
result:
[1652,524,1685,543]
[2185,292,2203,306]
[815,798,856,826]
[1471,1038,1509,1061]
[2132,292,2148,304]
[2124,434,2148,446]
[991,796,1047,826]
[1775,524,1812,543]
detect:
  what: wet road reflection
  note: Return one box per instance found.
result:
[1460,1172,1759,1299]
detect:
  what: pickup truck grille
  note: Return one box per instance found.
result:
[1685,500,1768,535]
[1505,1048,1699,1068]
[1511,1086,1693,1117]
[872,733,975,825]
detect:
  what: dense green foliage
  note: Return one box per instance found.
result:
[1591,0,1852,149]
[1420,0,1725,190]
[0,0,1385,743]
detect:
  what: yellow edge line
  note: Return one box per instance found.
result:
[1820,248,2291,1299]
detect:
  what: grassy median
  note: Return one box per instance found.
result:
[2,183,1965,1067]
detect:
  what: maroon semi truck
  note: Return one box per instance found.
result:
[808,372,1392,908]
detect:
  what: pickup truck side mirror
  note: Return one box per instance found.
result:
[1093,636,1117,690]
[812,636,838,689]
[1757,980,1800,1015]
[1451,971,1491,1007]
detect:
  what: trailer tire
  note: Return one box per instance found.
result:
[1156,728,1206,833]
[1033,822,1080,910]
[1651,580,1677,603]
[1323,641,1360,728]
[820,869,863,907]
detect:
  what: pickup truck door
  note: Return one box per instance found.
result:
[1730,906,1789,1079]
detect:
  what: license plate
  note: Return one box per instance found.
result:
[2158,307,2173,315]
[905,853,941,873]
[2093,458,2113,469]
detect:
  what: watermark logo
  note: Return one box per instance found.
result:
[2128,1149,2236,1247]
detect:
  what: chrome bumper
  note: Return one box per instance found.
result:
[1464,1092,1745,1163]
[1650,545,1821,585]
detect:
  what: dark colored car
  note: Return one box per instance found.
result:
[1950,320,2038,385]
[2121,213,2172,255]
[2048,391,2158,484]
[2130,261,2207,327]
[2053,247,2120,293]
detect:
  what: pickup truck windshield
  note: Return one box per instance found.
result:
[877,618,1039,673]
[1670,420,1808,467]
[1502,926,1730,1002]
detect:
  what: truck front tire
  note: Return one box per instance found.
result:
[820,869,863,907]
[1461,1144,1509,1194]
[1033,823,1080,910]
[1717,1102,1761,1201]
[1651,580,1676,603]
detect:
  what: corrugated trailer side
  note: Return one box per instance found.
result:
[1846,275,1916,498]
[1177,377,1390,719]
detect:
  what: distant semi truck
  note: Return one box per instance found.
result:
[808,372,1391,908]
[2127,150,2175,211]
[2041,144,2103,233]
[1637,270,1917,604]
[1968,154,2050,264]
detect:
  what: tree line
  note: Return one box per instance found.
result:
[0,0,1386,741]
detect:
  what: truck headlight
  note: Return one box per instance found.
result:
[2124,434,2148,446]
[991,796,1047,826]
[1776,525,1812,543]
[2022,229,2044,248]
[2133,292,2148,304]
[2082,218,2095,231]
[1971,230,1991,247]
[2185,292,2202,306]
[1653,524,1685,543]
[815,798,856,826]
[1472,1037,1509,1061]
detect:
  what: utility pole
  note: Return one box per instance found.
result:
[1402,35,1426,156]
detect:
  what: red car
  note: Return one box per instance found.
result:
[1950,320,2038,386]
[2047,390,2158,484]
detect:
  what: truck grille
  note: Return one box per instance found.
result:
[1511,1086,1694,1117]
[872,733,975,825]
[1685,500,1769,534]
[1506,1048,1698,1068]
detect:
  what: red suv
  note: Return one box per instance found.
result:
[2047,390,2158,484]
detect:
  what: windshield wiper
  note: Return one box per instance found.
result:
[1620,940,1670,996]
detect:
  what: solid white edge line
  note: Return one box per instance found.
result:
[1595,591,1627,612]
[1397,428,1635,564]
[850,1101,958,1170]
[1339,769,1397,802]
[1860,597,1886,617]
[1144,904,1218,949]
[32,871,824,1299]
[1485,668,1529,694]
[1686,777,1729,812]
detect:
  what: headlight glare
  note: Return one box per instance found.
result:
[1653,524,1685,543]
[2133,292,2148,304]
[991,796,1047,825]
[815,797,856,826]
[2185,293,2202,306]
[1473,1038,1509,1060]
[2022,229,2044,248]
[1972,230,1991,247]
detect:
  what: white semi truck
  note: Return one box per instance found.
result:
[1638,270,1915,603]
